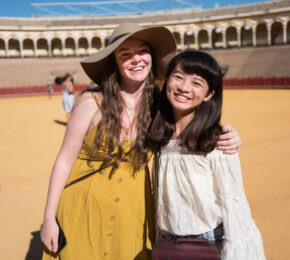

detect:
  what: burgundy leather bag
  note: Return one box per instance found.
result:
[153,238,222,260]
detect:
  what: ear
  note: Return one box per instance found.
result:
[203,90,215,102]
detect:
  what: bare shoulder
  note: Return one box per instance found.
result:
[74,91,101,113]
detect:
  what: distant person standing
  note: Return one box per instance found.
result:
[61,74,75,120]
[47,81,54,100]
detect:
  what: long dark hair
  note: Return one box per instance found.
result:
[91,54,159,174]
[148,50,223,155]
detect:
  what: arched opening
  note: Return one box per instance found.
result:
[271,22,283,45]
[0,39,5,57]
[78,37,88,56]
[184,31,195,49]
[212,28,223,49]
[241,25,253,47]
[37,38,49,57]
[287,21,290,43]
[226,26,238,48]
[51,38,62,57]
[91,37,101,54]
[256,23,268,46]
[64,37,75,56]
[8,38,20,57]
[173,32,182,50]
[23,39,34,57]
[198,30,209,49]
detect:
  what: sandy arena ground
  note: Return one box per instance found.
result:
[0,90,290,260]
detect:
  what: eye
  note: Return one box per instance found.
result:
[173,74,183,80]
[138,47,150,55]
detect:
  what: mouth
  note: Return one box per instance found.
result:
[174,93,191,102]
[130,66,144,72]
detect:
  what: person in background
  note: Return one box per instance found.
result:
[148,50,265,260]
[47,81,54,100]
[61,73,75,120]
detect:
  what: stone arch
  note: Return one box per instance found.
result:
[23,38,34,57]
[173,32,182,50]
[271,21,283,45]
[226,26,238,48]
[37,38,49,57]
[0,38,5,57]
[51,38,62,57]
[212,28,223,49]
[78,37,88,56]
[198,30,209,49]
[241,25,253,47]
[64,37,76,56]
[8,38,20,57]
[256,23,268,46]
[288,21,290,43]
[184,31,195,49]
[91,37,101,54]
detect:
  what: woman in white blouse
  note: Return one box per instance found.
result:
[148,50,266,259]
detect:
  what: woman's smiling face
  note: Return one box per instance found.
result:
[114,38,152,90]
[166,63,214,119]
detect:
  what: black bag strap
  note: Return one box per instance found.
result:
[64,161,116,189]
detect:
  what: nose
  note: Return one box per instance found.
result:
[131,53,141,63]
[177,79,191,92]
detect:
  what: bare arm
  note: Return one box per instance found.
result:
[40,92,99,253]
[217,125,242,154]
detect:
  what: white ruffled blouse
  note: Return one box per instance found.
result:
[157,139,266,260]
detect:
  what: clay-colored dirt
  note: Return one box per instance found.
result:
[0,90,289,259]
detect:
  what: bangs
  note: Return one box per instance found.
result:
[167,50,222,91]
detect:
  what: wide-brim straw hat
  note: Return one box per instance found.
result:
[81,23,177,84]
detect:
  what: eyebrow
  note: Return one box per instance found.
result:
[172,69,184,74]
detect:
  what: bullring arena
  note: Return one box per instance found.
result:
[0,1,290,259]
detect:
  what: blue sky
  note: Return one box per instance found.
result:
[0,0,269,18]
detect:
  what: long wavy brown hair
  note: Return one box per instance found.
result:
[93,67,159,174]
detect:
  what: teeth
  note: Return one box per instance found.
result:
[176,94,188,100]
[132,67,143,71]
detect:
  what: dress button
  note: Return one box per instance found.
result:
[108,233,113,237]
[104,252,109,256]
[114,197,120,202]
[117,178,123,183]
[111,216,116,220]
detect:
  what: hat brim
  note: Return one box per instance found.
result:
[81,26,176,84]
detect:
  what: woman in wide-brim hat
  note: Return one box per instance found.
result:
[41,23,177,260]
[41,23,241,260]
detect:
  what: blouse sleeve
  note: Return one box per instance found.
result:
[211,151,266,260]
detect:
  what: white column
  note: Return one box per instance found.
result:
[222,30,226,48]
[5,40,9,57]
[252,26,257,47]
[208,30,212,49]
[267,24,272,45]
[180,33,184,50]
[101,38,105,49]
[19,40,24,58]
[34,40,37,58]
[88,38,92,54]
[237,27,241,47]
[75,39,79,57]
[48,41,52,57]
[62,40,66,57]
[283,23,287,44]
[194,33,199,50]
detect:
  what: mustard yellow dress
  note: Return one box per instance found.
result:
[42,95,155,260]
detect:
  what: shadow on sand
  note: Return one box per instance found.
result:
[25,230,43,260]
[54,120,67,126]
